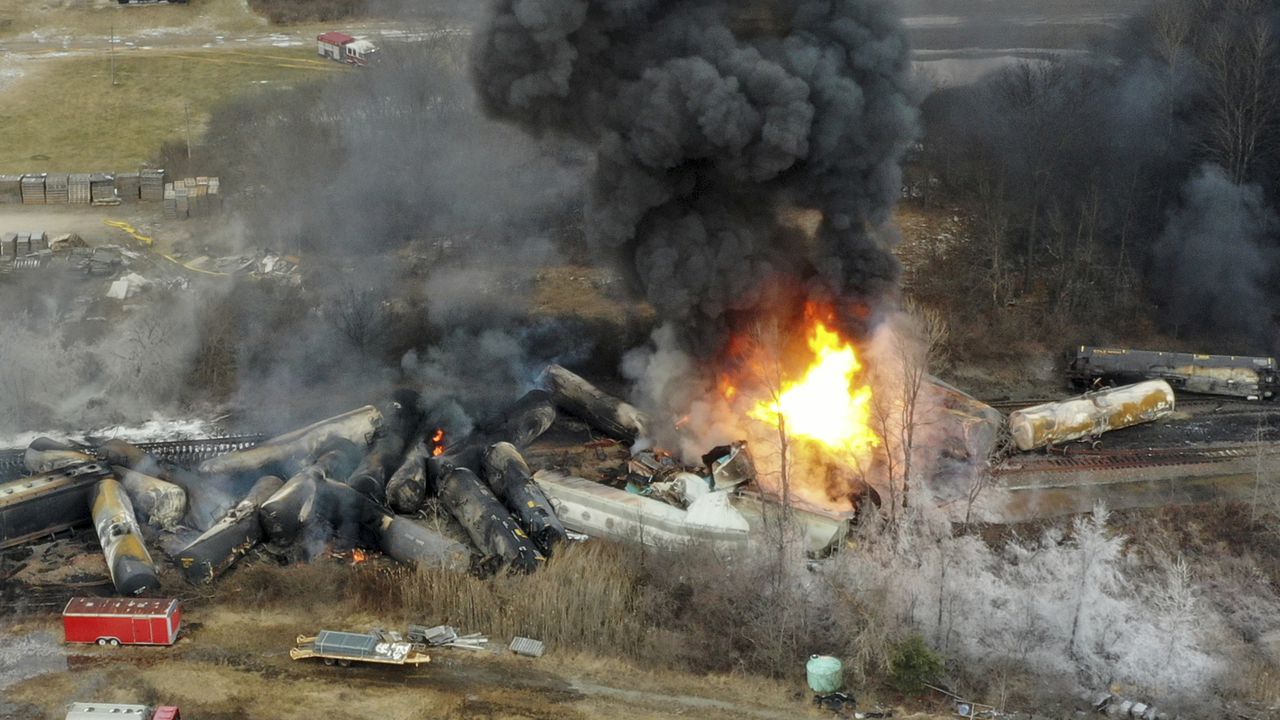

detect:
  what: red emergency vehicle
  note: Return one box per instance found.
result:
[62,597,182,646]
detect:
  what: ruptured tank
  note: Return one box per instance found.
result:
[89,477,160,596]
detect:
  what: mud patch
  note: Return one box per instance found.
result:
[0,629,67,717]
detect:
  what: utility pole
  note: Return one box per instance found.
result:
[184,103,193,160]
[110,24,117,86]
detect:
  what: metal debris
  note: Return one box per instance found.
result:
[407,625,489,650]
[509,636,545,658]
[704,441,757,490]
[813,691,856,712]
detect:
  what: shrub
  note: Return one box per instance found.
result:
[888,634,943,695]
[247,0,367,25]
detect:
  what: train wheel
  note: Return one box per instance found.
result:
[338,659,351,667]
[109,638,120,646]
[323,658,335,666]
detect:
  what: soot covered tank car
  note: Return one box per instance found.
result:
[1066,346,1279,400]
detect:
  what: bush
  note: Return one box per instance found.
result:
[247,0,367,25]
[888,635,943,695]
[344,539,873,679]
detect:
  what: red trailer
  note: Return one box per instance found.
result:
[62,597,182,646]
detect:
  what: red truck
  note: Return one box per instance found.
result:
[62,597,182,646]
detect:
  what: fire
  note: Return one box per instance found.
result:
[431,428,446,457]
[351,549,369,564]
[747,314,879,460]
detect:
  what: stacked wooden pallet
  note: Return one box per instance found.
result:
[44,174,70,204]
[0,176,21,204]
[20,174,46,204]
[0,169,221,208]
[90,173,118,205]
[204,177,222,211]
[116,172,141,202]
[161,176,222,219]
[69,174,92,204]
[4,231,48,257]
[140,169,165,201]
[162,184,178,219]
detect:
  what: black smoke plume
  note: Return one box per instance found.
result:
[473,0,918,351]
[1153,165,1277,341]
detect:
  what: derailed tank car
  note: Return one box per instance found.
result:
[1009,380,1175,452]
[1066,346,1279,400]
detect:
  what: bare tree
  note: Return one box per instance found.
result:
[1153,0,1194,148]
[1197,0,1279,185]
[1249,410,1272,523]
[871,306,945,541]
[992,60,1082,292]
[971,160,1014,308]
[1065,505,1124,662]
[189,303,239,394]
[744,319,796,562]
[326,285,391,357]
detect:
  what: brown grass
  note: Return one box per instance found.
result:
[352,541,655,657]
[0,0,262,40]
[247,0,366,25]
[0,52,337,174]
[342,540,875,682]
[206,540,873,682]
[7,580,844,720]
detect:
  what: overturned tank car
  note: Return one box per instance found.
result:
[1067,346,1278,400]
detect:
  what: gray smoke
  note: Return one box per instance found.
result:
[473,0,918,351]
[190,40,597,436]
[1153,164,1277,341]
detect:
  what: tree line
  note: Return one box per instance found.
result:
[909,0,1280,353]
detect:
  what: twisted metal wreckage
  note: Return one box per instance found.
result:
[2,366,872,595]
[8,352,1260,596]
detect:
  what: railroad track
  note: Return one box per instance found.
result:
[995,443,1276,475]
[0,434,264,483]
[983,395,1274,413]
[0,584,114,614]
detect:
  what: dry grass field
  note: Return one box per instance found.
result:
[2,602,854,720]
[0,0,263,40]
[0,51,341,174]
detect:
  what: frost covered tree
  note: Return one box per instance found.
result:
[828,502,1228,707]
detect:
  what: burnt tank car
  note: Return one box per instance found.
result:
[1066,346,1279,400]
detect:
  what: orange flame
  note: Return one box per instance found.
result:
[719,375,739,401]
[747,315,879,460]
[431,428,446,457]
[352,549,369,564]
